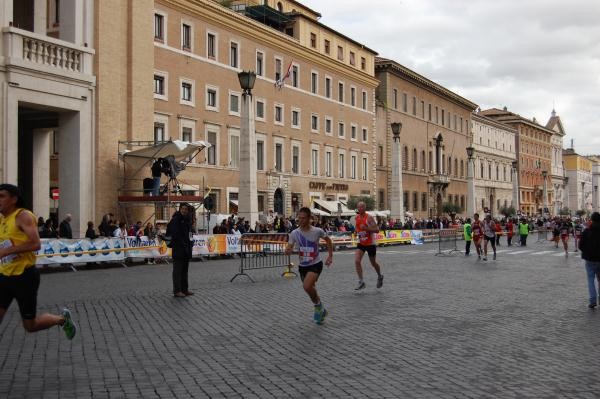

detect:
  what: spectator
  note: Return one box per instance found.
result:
[579,212,600,309]
[144,222,156,239]
[85,221,97,240]
[113,222,127,239]
[166,203,194,298]
[40,219,58,238]
[58,214,73,239]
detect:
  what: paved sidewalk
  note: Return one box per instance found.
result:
[1,242,600,398]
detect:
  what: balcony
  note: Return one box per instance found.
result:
[429,174,450,185]
[2,27,94,81]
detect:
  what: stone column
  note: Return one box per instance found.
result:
[467,156,475,217]
[238,93,258,226]
[0,0,13,27]
[512,166,519,213]
[59,0,94,46]
[542,173,548,215]
[33,0,47,34]
[390,135,404,223]
[3,95,18,185]
[32,129,51,219]
[59,110,93,238]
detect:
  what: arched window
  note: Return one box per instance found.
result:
[413,148,418,171]
[277,2,283,12]
[448,157,452,175]
[480,162,484,179]
[403,146,408,169]
[454,159,458,177]
[488,163,492,180]
[428,151,433,172]
[421,150,426,171]
[496,165,499,181]
[460,160,464,178]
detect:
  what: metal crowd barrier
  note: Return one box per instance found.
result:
[230,233,294,282]
[436,228,461,256]
[536,228,549,243]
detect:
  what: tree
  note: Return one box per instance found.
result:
[576,209,588,218]
[559,207,571,216]
[499,205,516,218]
[441,202,462,222]
[347,195,375,211]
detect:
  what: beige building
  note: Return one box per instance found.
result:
[471,112,517,216]
[546,109,567,215]
[375,58,478,219]
[150,0,379,218]
[564,148,593,213]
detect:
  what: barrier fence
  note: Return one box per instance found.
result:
[230,234,292,282]
[436,229,461,256]
[537,228,549,243]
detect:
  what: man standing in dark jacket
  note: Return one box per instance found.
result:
[166,203,194,298]
[59,214,73,239]
[578,212,600,308]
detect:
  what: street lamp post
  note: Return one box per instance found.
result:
[594,185,598,212]
[542,170,548,216]
[390,122,404,223]
[237,70,258,225]
[466,146,475,217]
[512,160,519,214]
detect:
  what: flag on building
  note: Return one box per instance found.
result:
[275,61,293,89]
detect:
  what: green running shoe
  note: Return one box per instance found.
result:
[61,308,77,340]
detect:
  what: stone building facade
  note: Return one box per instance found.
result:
[471,113,517,216]
[564,148,593,213]
[481,108,555,217]
[375,58,478,219]
[546,110,567,215]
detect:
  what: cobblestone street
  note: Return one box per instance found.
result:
[2,241,600,398]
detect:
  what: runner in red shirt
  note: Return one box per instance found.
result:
[471,213,483,260]
[353,201,383,290]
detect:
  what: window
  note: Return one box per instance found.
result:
[181,23,192,50]
[428,104,432,121]
[402,93,407,112]
[255,99,265,120]
[291,109,300,128]
[361,57,366,70]
[350,87,356,106]
[275,57,282,82]
[362,157,368,180]
[393,89,398,109]
[206,86,218,110]
[180,79,194,106]
[325,77,332,98]
[339,154,345,178]
[413,148,418,170]
[293,145,300,174]
[229,133,240,168]
[442,109,445,126]
[256,51,264,76]
[338,122,345,138]
[154,74,164,96]
[403,191,409,211]
[207,32,216,59]
[349,51,356,66]
[275,143,283,172]
[324,39,330,54]
[338,82,344,102]
[311,114,319,132]
[311,72,318,94]
[325,117,332,135]
[362,91,367,110]
[207,131,217,165]
[337,45,344,61]
[435,106,439,123]
[351,155,357,179]
[292,65,299,87]
[421,193,427,211]
[154,13,164,41]
[412,97,417,115]
[256,140,264,170]
[378,145,384,166]
[325,150,332,177]
[154,123,165,143]
[229,92,239,115]
[230,42,239,68]
[274,104,283,125]
[421,101,425,119]
[413,192,418,211]
[311,148,318,176]
[182,127,193,160]
[362,128,368,142]
[310,33,317,48]
[351,125,357,140]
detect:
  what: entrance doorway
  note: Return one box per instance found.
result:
[274,188,284,215]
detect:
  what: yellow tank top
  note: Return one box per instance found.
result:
[0,208,38,276]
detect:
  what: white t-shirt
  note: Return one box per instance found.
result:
[288,226,326,267]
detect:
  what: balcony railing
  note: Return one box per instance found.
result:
[430,174,450,184]
[2,27,94,77]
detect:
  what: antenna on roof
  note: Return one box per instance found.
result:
[571,139,574,149]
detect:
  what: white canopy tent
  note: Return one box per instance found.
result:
[310,208,330,216]
[312,199,355,217]
[120,140,210,176]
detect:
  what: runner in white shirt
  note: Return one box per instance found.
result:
[482,214,497,261]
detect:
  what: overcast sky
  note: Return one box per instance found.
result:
[301,0,600,155]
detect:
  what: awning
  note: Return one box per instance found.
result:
[229,199,239,207]
[310,208,330,216]
[367,210,390,217]
[121,140,209,173]
[313,199,354,216]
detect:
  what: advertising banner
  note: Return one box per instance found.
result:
[410,230,424,245]
[36,238,126,265]
[124,236,169,258]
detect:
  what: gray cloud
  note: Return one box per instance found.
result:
[302,0,600,154]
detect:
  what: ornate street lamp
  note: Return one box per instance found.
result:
[512,160,518,170]
[466,146,475,216]
[237,70,256,96]
[466,146,474,160]
[391,122,402,142]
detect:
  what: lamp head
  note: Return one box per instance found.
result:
[238,70,256,95]
[466,146,474,159]
[391,122,402,141]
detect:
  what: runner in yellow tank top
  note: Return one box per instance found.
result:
[0,184,76,339]
[353,201,383,290]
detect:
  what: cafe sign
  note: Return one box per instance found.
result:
[309,182,349,191]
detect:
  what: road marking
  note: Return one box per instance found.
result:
[508,250,533,255]
[529,251,557,255]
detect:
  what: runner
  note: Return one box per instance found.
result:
[506,218,515,246]
[573,218,584,252]
[551,217,560,248]
[482,214,497,261]
[0,184,76,339]
[353,201,383,290]
[285,207,333,324]
[471,213,484,260]
[559,217,572,256]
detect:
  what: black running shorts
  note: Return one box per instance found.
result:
[0,267,40,320]
[483,235,495,241]
[357,244,377,257]
[299,261,323,282]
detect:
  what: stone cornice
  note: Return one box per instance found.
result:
[375,58,478,111]
[160,0,379,87]
[472,113,518,133]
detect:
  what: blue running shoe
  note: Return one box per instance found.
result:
[317,308,328,325]
[313,304,322,323]
[61,308,77,340]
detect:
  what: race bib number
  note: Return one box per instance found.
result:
[299,245,316,264]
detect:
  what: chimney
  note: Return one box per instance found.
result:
[503,106,507,111]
